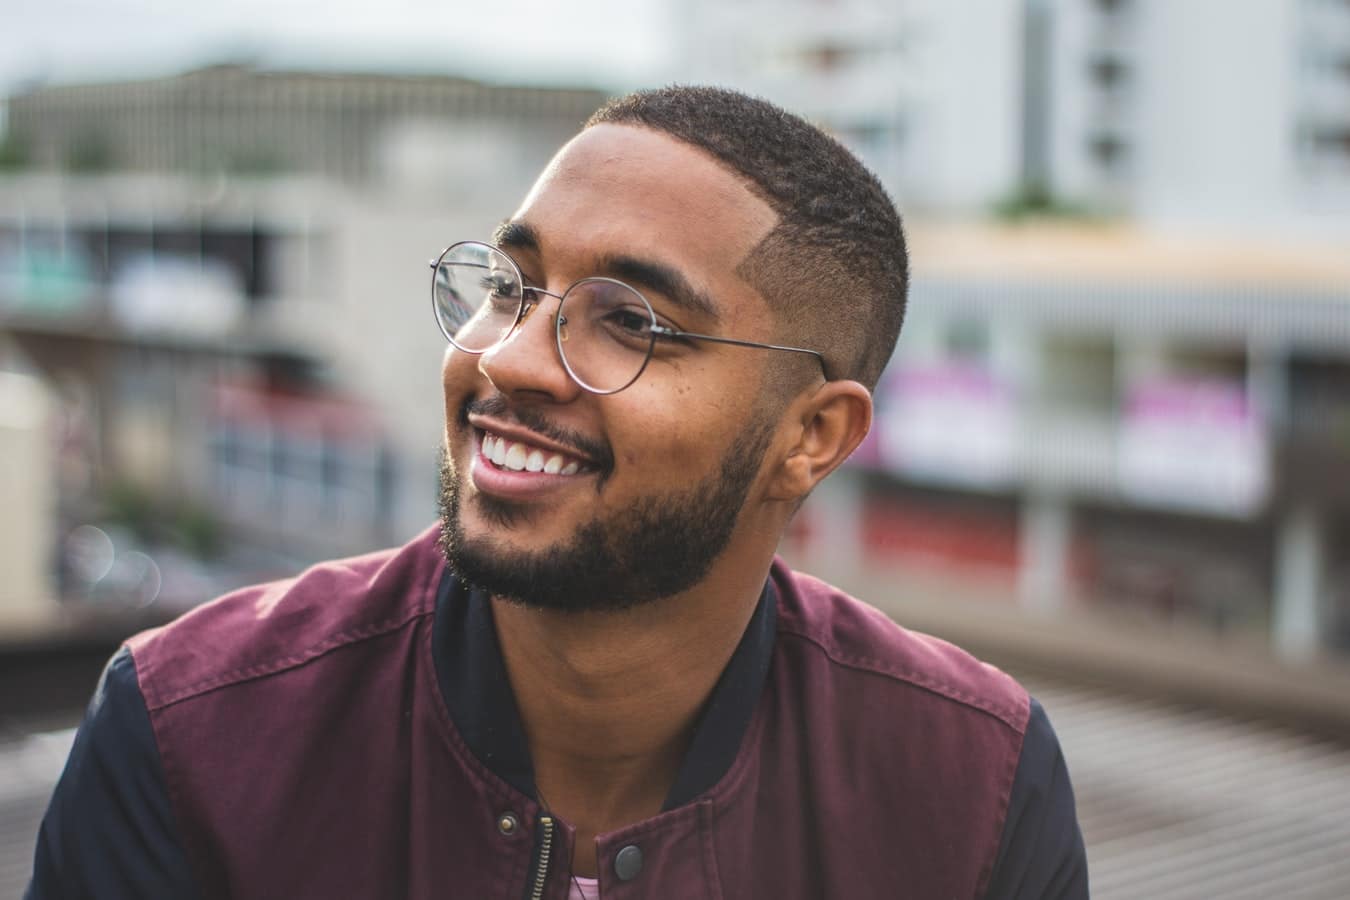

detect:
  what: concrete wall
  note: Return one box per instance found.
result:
[0,371,55,626]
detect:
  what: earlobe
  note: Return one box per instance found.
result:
[767,381,872,502]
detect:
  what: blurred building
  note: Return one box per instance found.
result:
[1049,0,1350,234]
[676,0,1023,213]
[2,51,1349,663]
[678,0,1350,232]
[679,0,1350,658]
[0,65,608,579]
[2,63,606,186]
[798,222,1350,658]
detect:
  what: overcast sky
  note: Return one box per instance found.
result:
[0,0,672,94]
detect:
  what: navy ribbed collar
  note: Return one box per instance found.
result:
[431,572,778,809]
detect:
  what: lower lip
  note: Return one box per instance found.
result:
[469,439,590,500]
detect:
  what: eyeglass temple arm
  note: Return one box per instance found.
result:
[429,259,495,269]
[654,326,828,375]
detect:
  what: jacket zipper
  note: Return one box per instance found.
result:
[525,815,556,900]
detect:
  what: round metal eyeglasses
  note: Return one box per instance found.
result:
[430,241,827,395]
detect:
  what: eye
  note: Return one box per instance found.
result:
[478,272,523,314]
[571,281,656,343]
[601,306,655,339]
[480,271,520,297]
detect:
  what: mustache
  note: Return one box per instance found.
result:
[462,394,614,471]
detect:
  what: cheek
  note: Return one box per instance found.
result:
[608,374,753,471]
[441,346,479,398]
[440,350,484,446]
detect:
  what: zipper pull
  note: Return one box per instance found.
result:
[524,814,556,900]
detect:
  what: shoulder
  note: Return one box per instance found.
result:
[988,698,1090,897]
[126,526,446,712]
[29,646,202,898]
[769,559,1029,736]
[758,562,1043,898]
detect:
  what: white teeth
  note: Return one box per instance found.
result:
[481,431,583,475]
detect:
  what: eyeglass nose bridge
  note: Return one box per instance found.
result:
[496,285,575,359]
[476,286,575,394]
[516,285,565,326]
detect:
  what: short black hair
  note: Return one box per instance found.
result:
[587,86,908,390]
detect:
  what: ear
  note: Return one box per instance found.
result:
[766,380,873,502]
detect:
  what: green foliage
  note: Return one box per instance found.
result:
[100,482,225,560]
[0,132,31,169]
[64,131,115,173]
[101,481,158,543]
[992,180,1098,222]
[227,147,288,175]
[174,504,224,560]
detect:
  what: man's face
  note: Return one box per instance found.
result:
[438,124,785,610]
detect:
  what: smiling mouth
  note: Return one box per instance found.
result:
[478,430,593,476]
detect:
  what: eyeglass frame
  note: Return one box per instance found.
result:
[429,240,828,395]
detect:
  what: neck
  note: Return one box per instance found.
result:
[491,544,775,875]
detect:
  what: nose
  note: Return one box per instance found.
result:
[477,290,583,403]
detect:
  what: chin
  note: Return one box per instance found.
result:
[434,442,759,613]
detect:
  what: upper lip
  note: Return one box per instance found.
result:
[468,415,597,465]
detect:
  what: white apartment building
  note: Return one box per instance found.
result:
[1051,0,1350,234]
[674,0,1025,213]
[676,0,1350,231]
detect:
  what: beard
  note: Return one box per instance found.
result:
[437,415,777,612]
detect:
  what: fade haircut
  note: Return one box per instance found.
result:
[587,86,908,391]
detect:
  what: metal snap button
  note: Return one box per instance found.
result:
[497,812,519,836]
[614,844,643,881]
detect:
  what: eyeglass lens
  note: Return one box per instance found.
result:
[433,242,659,394]
[432,242,522,352]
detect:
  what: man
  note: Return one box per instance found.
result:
[30,87,1087,898]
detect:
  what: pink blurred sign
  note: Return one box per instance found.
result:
[874,361,1018,487]
[1117,377,1268,516]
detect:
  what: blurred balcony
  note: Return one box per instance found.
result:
[872,376,1269,520]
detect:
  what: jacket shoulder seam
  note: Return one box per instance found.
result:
[776,625,1027,734]
[140,606,433,712]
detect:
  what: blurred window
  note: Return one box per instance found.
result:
[1040,334,1117,414]
[945,319,990,362]
[1088,55,1130,90]
[1088,132,1130,172]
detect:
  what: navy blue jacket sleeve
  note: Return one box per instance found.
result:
[27,646,200,899]
[983,697,1090,899]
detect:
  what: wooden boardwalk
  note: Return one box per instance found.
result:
[1027,673,1350,899]
[0,727,71,900]
[4,673,1350,898]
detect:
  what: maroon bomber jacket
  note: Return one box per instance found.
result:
[114,526,1044,899]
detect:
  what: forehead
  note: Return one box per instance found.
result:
[508,124,778,316]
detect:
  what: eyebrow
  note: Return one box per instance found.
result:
[599,254,720,322]
[490,219,720,322]
[492,220,539,253]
